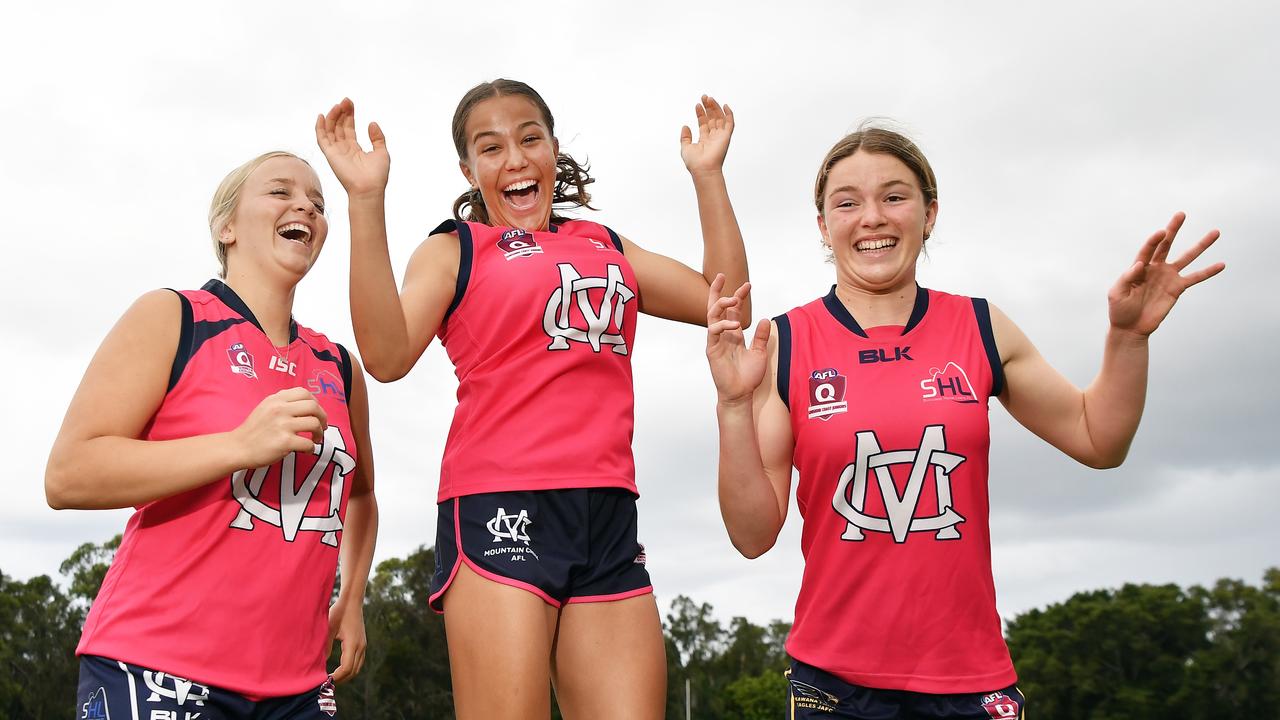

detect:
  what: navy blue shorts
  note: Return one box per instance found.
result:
[77,655,338,719]
[786,659,1025,720]
[428,488,653,611]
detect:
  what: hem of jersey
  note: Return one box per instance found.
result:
[789,649,1016,694]
[565,585,653,605]
[76,647,326,700]
[437,475,639,503]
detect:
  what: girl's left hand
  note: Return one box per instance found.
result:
[680,95,734,178]
[327,599,367,683]
[1108,212,1225,336]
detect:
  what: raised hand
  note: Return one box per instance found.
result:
[229,387,328,469]
[1108,212,1225,336]
[707,274,770,405]
[316,97,390,198]
[680,95,734,178]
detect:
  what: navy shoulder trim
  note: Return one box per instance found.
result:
[336,343,353,398]
[166,289,195,393]
[444,221,473,322]
[972,298,1005,398]
[430,219,457,236]
[604,226,624,253]
[774,314,792,410]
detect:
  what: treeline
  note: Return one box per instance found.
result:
[2,537,1277,719]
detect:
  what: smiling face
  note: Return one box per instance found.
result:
[818,150,938,293]
[219,155,328,282]
[458,94,559,231]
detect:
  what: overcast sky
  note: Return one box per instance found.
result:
[2,1,1275,629]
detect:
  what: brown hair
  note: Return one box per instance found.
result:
[814,124,938,217]
[208,151,311,278]
[450,79,595,225]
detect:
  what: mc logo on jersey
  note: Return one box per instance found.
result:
[808,368,849,420]
[921,361,979,404]
[832,424,967,543]
[229,425,353,546]
[227,343,256,379]
[543,262,635,354]
[497,228,543,260]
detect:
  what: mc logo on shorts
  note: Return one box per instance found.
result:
[832,424,967,543]
[229,426,353,546]
[543,262,635,354]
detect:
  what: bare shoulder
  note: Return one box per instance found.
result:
[405,231,461,282]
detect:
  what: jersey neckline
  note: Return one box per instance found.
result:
[201,279,298,343]
[820,284,929,338]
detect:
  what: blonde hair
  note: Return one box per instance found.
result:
[207,151,310,278]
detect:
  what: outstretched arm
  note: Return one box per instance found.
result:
[998,213,1225,468]
[316,99,456,381]
[706,276,793,557]
[624,96,750,326]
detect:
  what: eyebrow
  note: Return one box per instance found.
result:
[266,177,323,198]
[828,179,913,195]
[470,121,545,145]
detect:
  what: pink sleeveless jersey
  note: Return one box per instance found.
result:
[435,220,639,501]
[778,286,1015,693]
[77,280,357,697]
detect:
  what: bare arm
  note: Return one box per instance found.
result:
[328,354,378,684]
[621,96,750,326]
[45,291,327,509]
[996,213,1224,468]
[706,278,793,557]
[317,98,458,381]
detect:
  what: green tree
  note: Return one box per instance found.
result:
[1179,569,1280,716]
[1007,581,1210,719]
[329,545,453,719]
[0,571,81,720]
[723,667,790,720]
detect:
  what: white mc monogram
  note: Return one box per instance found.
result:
[832,424,967,543]
[543,263,635,354]
[230,425,353,546]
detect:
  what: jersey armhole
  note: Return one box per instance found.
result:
[436,220,473,323]
[971,298,1005,397]
[165,289,195,393]
[336,343,353,398]
[773,314,792,410]
[603,225,625,253]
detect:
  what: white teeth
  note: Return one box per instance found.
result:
[277,223,311,243]
[856,238,896,251]
[502,179,537,192]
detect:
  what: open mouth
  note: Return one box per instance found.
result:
[277,222,312,245]
[502,179,541,212]
[856,237,897,253]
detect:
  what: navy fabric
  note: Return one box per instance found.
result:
[786,659,1025,720]
[77,655,339,719]
[429,488,651,611]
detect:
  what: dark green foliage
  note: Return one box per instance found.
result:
[5,537,1277,720]
[326,545,454,719]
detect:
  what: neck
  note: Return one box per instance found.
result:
[834,274,918,330]
[221,271,297,346]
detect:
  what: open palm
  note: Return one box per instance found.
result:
[1109,212,1224,336]
[315,97,390,198]
[680,95,734,177]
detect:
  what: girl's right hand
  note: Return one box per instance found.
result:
[230,387,328,469]
[316,97,390,198]
[706,274,770,406]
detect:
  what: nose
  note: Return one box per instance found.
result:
[860,200,886,228]
[295,195,317,216]
[504,141,529,171]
